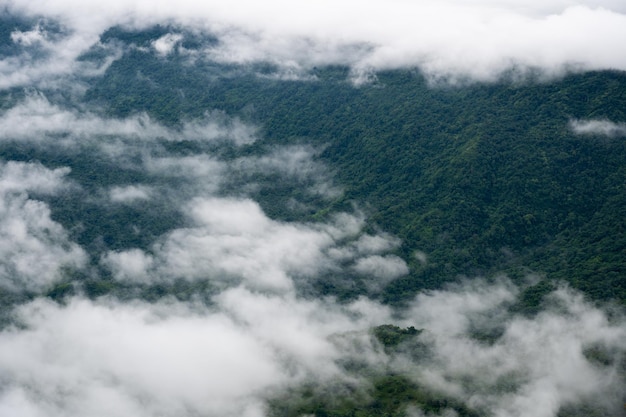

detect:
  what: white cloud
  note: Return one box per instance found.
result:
[105,198,346,289]
[0,18,117,90]
[353,255,409,280]
[353,233,402,255]
[1,6,624,414]
[101,248,155,282]
[0,161,86,291]
[1,274,622,417]
[0,292,390,417]
[10,24,47,47]
[397,281,626,417]
[570,119,626,137]
[0,297,284,417]
[102,196,408,295]
[0,94,257,147]
[0,160,70,195]
[109,185,152,203]
[152,33,183,56]
[4,1,626,83]
[230,145,342,198]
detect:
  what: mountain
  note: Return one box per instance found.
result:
[79,27,626,306]
[1,13,625,417]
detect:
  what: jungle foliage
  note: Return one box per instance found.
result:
[81,27,626,306]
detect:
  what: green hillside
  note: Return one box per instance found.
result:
[1,16,625,417]
[82,29,626,305]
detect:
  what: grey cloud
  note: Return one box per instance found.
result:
[570,119,626,137]
[142,154,225,197]
[0,94,170,145]
[0,96,265,207]
[181,112,258,146]
[101,248,154,283]
[0,96,360,284]
[234,146,327,182]
[353,233,402,255]
[0,94,258,201]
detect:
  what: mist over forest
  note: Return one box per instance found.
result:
[0,1,625,417]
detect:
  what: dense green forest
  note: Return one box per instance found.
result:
[78,26,626,306]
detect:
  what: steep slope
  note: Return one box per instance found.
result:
[82,30,626,304]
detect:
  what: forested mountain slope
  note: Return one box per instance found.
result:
[1,11,626,417]
[82,28,626,305]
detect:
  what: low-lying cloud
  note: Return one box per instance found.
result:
[0,17,117,90]
[3,0,626,88]
[570,118,626,137]
[0,94,257,148]
[397,280,626,417]
[152,33,183,57]
[0,278,623,417]
[0,161,86,291]
[0,291,389,417]
[0,5,624,415]
[103,197,407,293]
[108,185,153,203]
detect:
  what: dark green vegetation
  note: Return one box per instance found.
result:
[81,26,626,306]
[269,374,480,417]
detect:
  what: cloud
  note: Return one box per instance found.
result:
[103,197,407,293]
[229,145,343,199]
[142,154,225,197]
[0,160,70,195]
[0,94,257,148]
[1,273,623,417]
[0,96,378,295]
[0,17,118,90]
[10,23,48,47]
[101,248,155,283]
[0,6,624,415]
[0,291,390,417]
[0,161,86,291]
[570,119,626,137]
[396,281,626,417]
[4,1,626,84]
[352,255,409,283]
[152,33,183,56]
[353,233,402,255]
[0,297,285,417]
[108,185,153,203]
[0,93,169,145]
